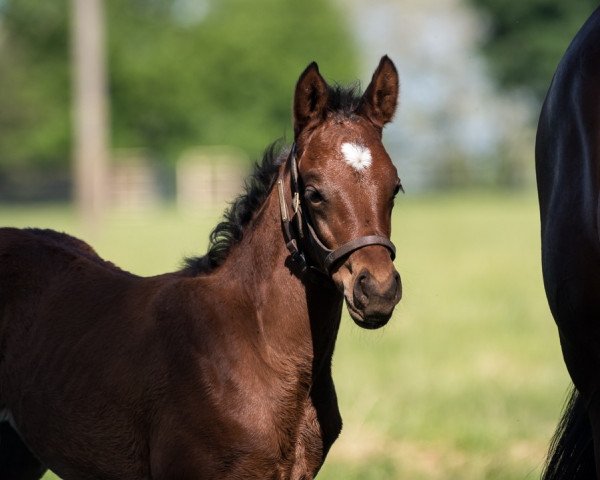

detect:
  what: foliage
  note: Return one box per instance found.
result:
[469,0,597,102]
[0,0,357,169]
[0,1,71,169]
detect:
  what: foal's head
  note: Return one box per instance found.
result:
[292,56,402,329]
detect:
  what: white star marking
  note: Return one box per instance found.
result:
[341,143,372,171]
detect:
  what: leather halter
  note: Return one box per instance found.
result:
[276,144,396,278]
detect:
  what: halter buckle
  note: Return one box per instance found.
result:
[277,179,289,222]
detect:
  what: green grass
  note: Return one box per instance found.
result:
[0,190,569,480]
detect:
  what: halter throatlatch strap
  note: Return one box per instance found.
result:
[276,144,396,278]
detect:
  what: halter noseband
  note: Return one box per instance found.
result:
[276,144,396,278]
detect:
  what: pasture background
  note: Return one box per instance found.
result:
[0,190,569,480]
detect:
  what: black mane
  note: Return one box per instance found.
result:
[184,83,363,275]
[183,141,287,275]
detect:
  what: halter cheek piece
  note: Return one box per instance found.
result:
[276,144,396,277]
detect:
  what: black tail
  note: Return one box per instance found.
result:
[542,387,596,479]
[0,422,47,479]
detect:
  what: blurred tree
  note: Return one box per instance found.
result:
[0,0,357,170]
[469,0,597,102]
[0,1,70,170]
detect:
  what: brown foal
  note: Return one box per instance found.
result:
[0,56,402,479]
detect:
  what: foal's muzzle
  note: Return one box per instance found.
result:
[344,261,402,329]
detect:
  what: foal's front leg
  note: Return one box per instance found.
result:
[290,375,342,479]
[289,403,322,480]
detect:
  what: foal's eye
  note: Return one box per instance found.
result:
[305,187,324,205]
[393,180,404,197]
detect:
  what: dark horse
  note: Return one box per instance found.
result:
[537,6,600,479]
[0,57,402,479]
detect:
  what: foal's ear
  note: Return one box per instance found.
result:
[359,55,399,129]
[293,62,329,137]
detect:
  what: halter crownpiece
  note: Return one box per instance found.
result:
[277,144,396,278]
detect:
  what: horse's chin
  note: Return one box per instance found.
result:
[344,297,391,330]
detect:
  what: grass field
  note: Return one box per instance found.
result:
[0,190,569,480]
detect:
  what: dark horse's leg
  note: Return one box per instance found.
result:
[0,423,47,480]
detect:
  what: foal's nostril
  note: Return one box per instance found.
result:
[393,271,402,301]
[353,272,370,309]
[352,268,402,318]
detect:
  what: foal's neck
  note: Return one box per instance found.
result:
[218,175,344,375]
